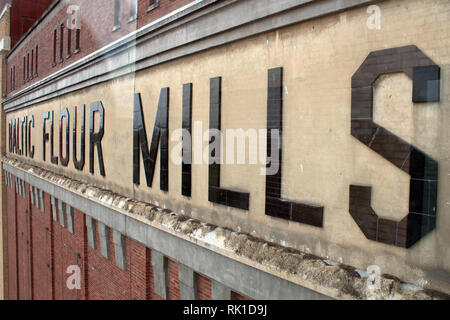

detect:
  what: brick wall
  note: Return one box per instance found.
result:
[233,292,249,300]
[197,274,212,300]
[52,205,86,299]
[10,0,54,47]
[86,226,130,299]
[6,176,17,299]
[5,0,195,96]
[168,259,180,300]
[16,181,31,299]
[4,173,244,300]
[30,191,52,299]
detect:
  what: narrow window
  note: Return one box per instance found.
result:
[27,52,30,80]
[53,29,57,66]
[75,29,80,53]
[59,23,64,63]
[13,66,15,90]
[31,49,34,80]
[35,46,38,76]
[10,68,12,92]
[112,0,121,31]
[23,56,25,83]
[67,28,72,58]
[128,0,137,22]
[147,0,159,13]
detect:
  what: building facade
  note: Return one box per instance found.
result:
[1,0,450,300]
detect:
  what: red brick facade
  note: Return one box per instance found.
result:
[7,0,54,48]
[6,173,17,299]
[6,0,195,95]
[5,174,244,300]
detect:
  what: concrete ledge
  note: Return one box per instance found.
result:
[51,196,58,222]
[67,206,74,234]
[113,230,126,270]
[59,201,66,228]
[3,170,7,187]
[31,186,35,205]
[2,160,333,300]
[98,222,110,259]
[86,216,97,249]
[34,187,40,210]
[178,264,197,300]
[5,156,443,299]
[212,280,232,300]
[4,171,9,187]
[39,189,45,212]
[21,179,25,197]
[151,250,168,299]
[16,178,23,197]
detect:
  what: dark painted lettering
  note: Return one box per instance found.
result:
[89,101,105,176]
[132,89,169,191]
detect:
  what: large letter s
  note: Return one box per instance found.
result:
[350,45,440,248]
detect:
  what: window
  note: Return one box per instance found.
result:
[53,29,57,66]
[23,56,25,83]
[147,0,160,13]
[31,49,34,80]
[128,0,138,23]
[27,52,30,81]
[67,28,72,58]
[35,46,38,76]
[112,0,121,31]
[59,23,64,63]
[74,28,81,53]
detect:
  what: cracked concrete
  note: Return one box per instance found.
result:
[3,157,449,300]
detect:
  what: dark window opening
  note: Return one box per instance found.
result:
[147,0,160,13]
[67,28,72,58]
[35,46,38,76]
[75,29,81,53]
[23,56,25,83]
[53,29,57,66]
[30,49,34,80]
[59,23,64,63]
[27,52,30,81]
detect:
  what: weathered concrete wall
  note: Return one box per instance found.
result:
[3,0,450,297]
